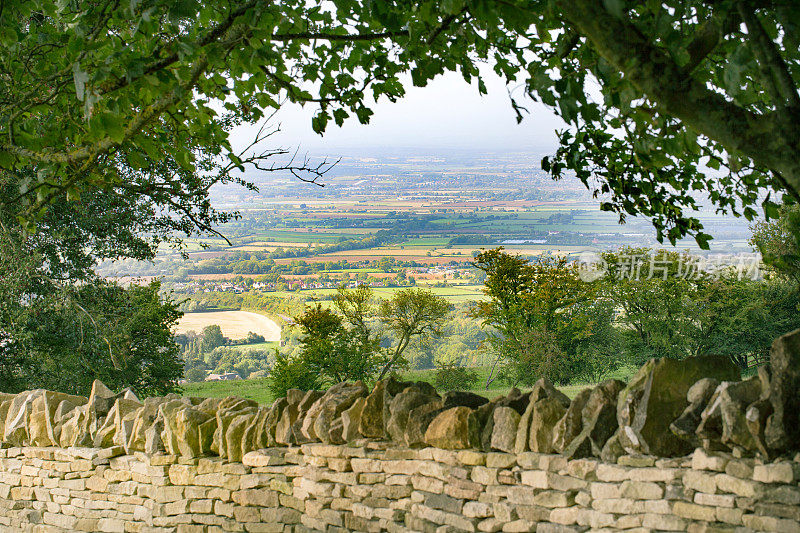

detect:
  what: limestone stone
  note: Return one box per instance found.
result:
[552,388,591,453]
[614,355,738,457]
[386,386,439,444]
[746,398,773,458]
[765,328,800,454]
[691,447,730,472]
[697,377,763,454]
[404,400,445,448]
[341,397,366,443]
[158,399,192,455]
[274,402,298,446]
[87,379,117,419]
[562,380,623,459]
[358,378,409,438]
[482,389,529,452]
[302,381,367,444]
[490,407,521,453]
[4,389,44,445]
[498,387,531,415]
[168,405,212,459]
[753,462,799,484]
[127,397,163,453]
[442,391,489,410]
[671,377,720,446]
[514,393,535,454]
[425,406,480,449]
[530,378,571,408]
[144,417,165,454]
[211,397,258,458]
[292,389,324,443]
[263,397,287,447]
[226,411,258,462]
[326,416,345,444]
[528,398,567,454]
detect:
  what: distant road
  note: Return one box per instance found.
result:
[176,311,281,341]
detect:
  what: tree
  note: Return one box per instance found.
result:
[600,247,800,370]
[472,249,602,387]
[377,288,451,379]
[0,279,183,396]
[268,349,322,399]
[3,1,799,246]
[570,298,621,384]
[293,303,383,384]
[527,1,800,247]
[600,248,704,366]
[201,325,227,354]
[750,198,800,286]
[434,355,479,392]
[332,284,375,347]
[244,331,267,344]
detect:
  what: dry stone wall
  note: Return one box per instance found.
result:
[0,443,799,532]
[0,329,798,531]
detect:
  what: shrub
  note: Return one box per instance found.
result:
[185,368,207,383]
[434,360,479,392]
[267,350,322,398]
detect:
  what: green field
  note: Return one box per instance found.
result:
[182,378,273,404]
[179,365,638,405]
[231,341,279,353]
[266,285,485,304]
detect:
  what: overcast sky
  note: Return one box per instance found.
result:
[229,65,566,157]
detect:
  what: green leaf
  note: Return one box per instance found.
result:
[0,151,14,168]
[99,113,125,144]
[603,0,625,18]
[695,233,712,250]
[442,0,465,15]
[764,200,780,220]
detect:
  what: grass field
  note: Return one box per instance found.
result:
[176,311,281,341]
[231,341,279,353]
[179,365,638,405]
[182,378,273,404]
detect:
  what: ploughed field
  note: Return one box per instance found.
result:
[175,311,281,341]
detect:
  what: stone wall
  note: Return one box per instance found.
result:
[0,330,798,531]
[0,443,798,532]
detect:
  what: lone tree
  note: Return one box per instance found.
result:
[378,288,451,379]
[2,1,798,246]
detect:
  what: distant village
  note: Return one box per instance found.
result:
[171,265,473,295]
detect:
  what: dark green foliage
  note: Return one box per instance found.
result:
[244,332,266,344]
[434,358,479,392]
[294,303,384,384]
[267,350,322,399]
[472,249,605,387]
[377,288,452,379]
[201,325,227,353]
[751,198,800,286]
[601,247,800,370]
[0,280,183,396]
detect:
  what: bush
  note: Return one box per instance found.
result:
[434,360,479,392]
[185,368,207,382]
[267,350,322,398]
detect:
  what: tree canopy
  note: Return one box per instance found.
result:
[2,1,799,247]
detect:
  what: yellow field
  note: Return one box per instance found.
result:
[175,311,281,341]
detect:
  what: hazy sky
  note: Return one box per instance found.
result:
[229,65,566,157]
